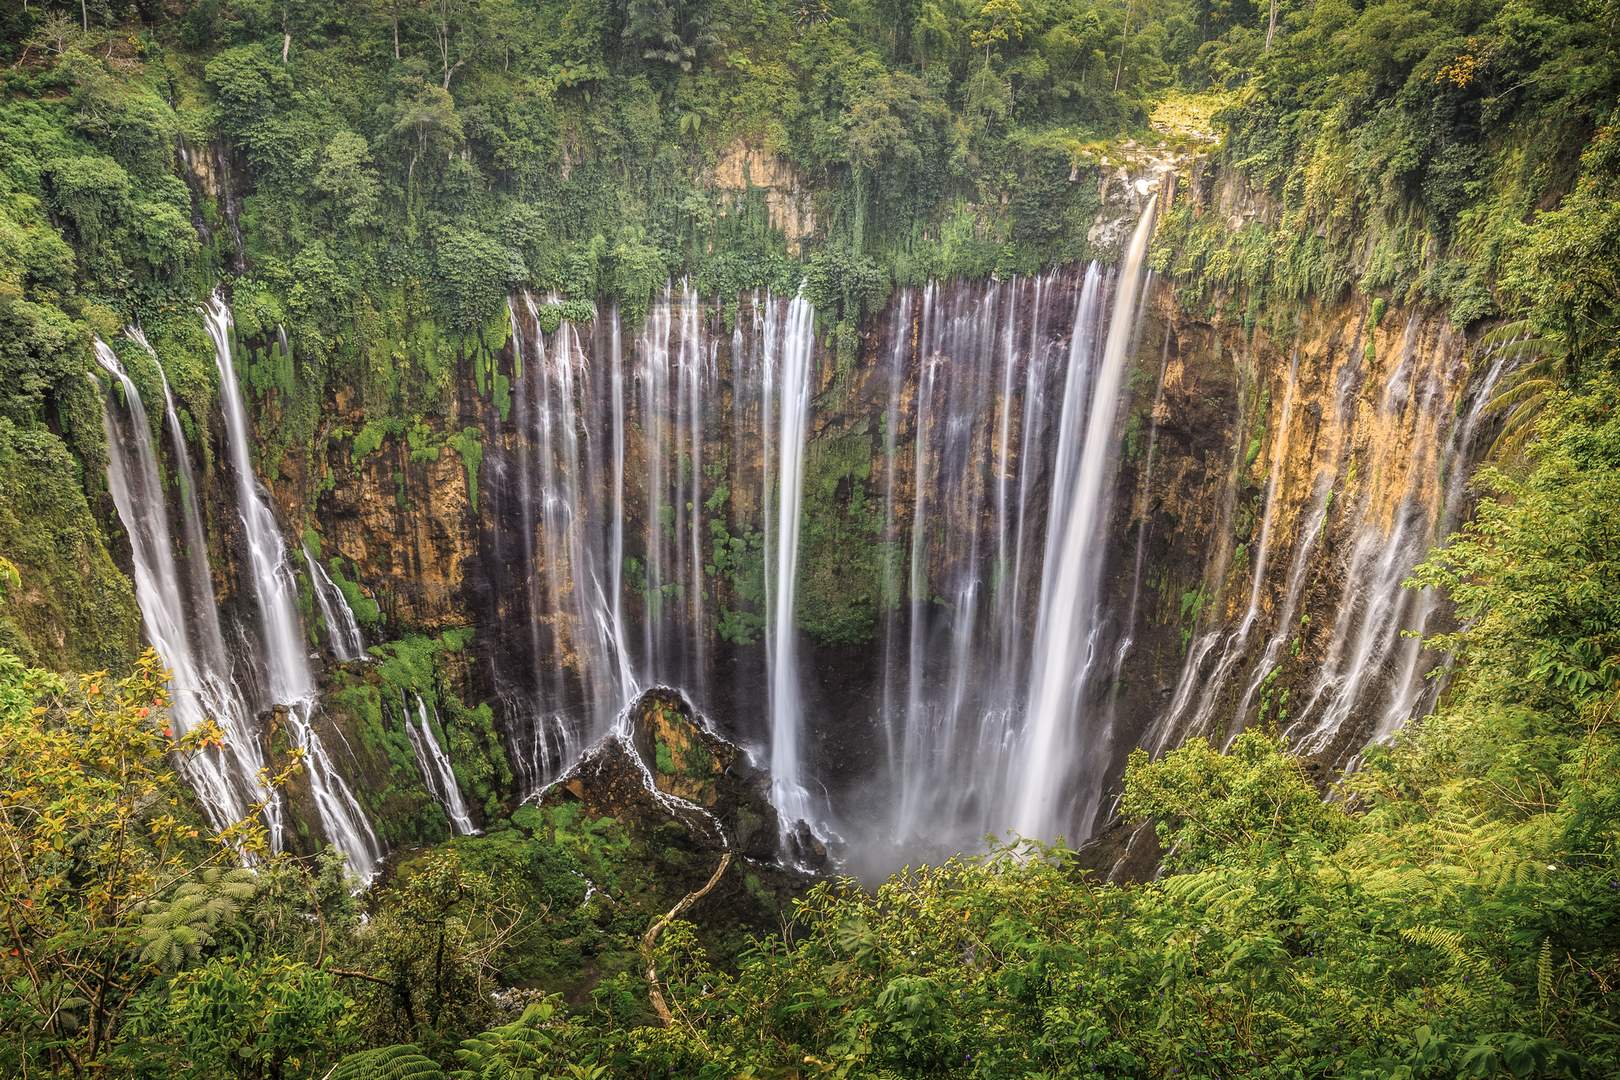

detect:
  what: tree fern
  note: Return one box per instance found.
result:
[137,867,258,970]
[329,1044,445,1079]
[452,1002,560,1077]
[1479,319,1569,463]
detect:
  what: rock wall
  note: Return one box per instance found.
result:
[135,153,1495,870]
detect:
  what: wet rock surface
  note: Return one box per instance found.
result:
[541,687,823,872]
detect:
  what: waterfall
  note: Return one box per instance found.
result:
[126,328,287,846]
[202,295,381,880]
[762,292,817,840]
[877,289,912,770]
[97,222,1511,876]
[1288,318,1480,752]
[92,337,275,839]
[304,545,366,662]
[1012,199,1157,842]
[1116,329,1173,676]
[502,295,637,797]
[458,211,1519,865]
[640,289,673,677]
[1366,345,1513,741]
[406,692,477,835]
[1173,344,1303,741]
[504,297,574,792]
[494,287,824,844]
[895,283,939,837]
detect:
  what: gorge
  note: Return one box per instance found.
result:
[4,2,1616,1074]
[86,178,1502,879]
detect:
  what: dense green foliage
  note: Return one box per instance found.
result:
[1153,0,1620,333]
[2,0,1619,1076]
[6,375,1620,1074]
[346,379,1618,1077]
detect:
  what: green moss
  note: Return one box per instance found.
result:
[321,626,508,845]
[795,428,891,646]
[351,418,396,469]
[709,520,764,646]
[326,558,381,628]
[447,427,483,512]
[0,419,140,672]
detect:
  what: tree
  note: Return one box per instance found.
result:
[312,131,382,233]
[388,81,465,197]
[0,648,274,1074]
[343,850,526,1048]
[166,954,359,1078]
[970,0,1029,60]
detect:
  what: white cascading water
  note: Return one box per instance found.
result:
[1146,298,1510,766]
[1364,345,1513,741]
[761,292,817,839]
[92,337,274,839]
[495,287,824,846]
[303,545,366,662]
[1167,345,1303,742]
[125,328,286,845]
[477,215,1507,864]
[1012,198,1157,842]
[405,692,477,835]
[1288,318,1505,753]
[877,288,912,770]
[202,295,381,880]
[864,265,1083,857]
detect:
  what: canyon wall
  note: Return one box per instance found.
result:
[91,156,1499,876]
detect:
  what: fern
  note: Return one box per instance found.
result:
[1537,938,1554,1031]
[452,1002,561,1077]
[329,1044,444,1079]
[1399,925,1505,1009]
[137,868,257,970]
[1479,319,1569,463]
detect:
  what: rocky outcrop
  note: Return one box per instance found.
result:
[711,141,817,253]
[539,688,820,931]
[541,687,798,866]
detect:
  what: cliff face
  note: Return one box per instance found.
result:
[236,254,1484,873]
[1116,289,1478,779]
[126,150,1495,870]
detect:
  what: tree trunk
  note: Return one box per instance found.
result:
[1266,0,1279,50]
[282,32,291,63]
[1114,0,1136,92]
[80,0,88,32]
[642,853,730,1026]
